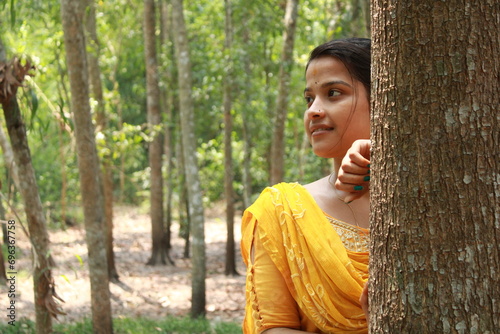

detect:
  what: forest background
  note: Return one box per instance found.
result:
[0,0,370,332]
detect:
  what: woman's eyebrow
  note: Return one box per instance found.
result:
[304,80,353,93]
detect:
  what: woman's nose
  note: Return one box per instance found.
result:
[306,103,325,119]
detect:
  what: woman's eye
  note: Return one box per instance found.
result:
[304,96,313,104]
[328,89,341,97]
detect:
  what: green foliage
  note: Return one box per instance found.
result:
[0,0,368,217]
[0,317,242,334]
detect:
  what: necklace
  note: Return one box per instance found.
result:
[327,171,351,203]
[327,171,362,230]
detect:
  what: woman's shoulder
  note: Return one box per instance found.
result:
[250,182,301,205]
[302,176,330,199]
[245,182,313,214]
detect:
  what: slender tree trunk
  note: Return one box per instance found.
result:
[0,192,7,245]
[2,88,55,334]
[50,50,71,224]
[85,0,119,281]
[159,0,175,259]
[327,0,370,39]
[60,1,113,332]
[0,242,6,283]
[0,37,60,334]
[298,132,309,182]
[241,121,252,209]
[240,15,253,209]
[144,0,170,266]
[370,1,499,332]
[270,0,299,185]
[171,0,206,318]
[117,87,126,203]
[0,175,9,283]
[0,122,19,189]
[223,0,238,276]
[361,0,370,36]
[57,121,69,225]
[176,138,191,259]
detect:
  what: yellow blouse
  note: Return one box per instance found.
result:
[241,183,369,334]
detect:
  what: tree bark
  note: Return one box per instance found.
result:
[223,0,238,276]
[0,37,59,334]
[0,124,19,189]
[370,1,499,332]
[171,0,207,318]
[144,0,170,266]
[3,101,58,333]
[270,0,299,185]
[84,0,119,281]
[0,239,6,283]
[176,138,191,259]
[0,180,7,256]
[240,14,254,209]
[159,0,175,259]
[60,1,113,332]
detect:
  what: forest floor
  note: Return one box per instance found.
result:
[4,204,246,326]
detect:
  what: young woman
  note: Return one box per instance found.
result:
[241,38,372,333]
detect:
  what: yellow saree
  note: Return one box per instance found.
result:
[241,183,368,333]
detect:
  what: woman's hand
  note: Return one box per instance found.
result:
[336,139,371,203]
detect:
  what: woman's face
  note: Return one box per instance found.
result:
[303,56,370,159]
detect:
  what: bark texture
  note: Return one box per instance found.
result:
[0,124,19,188]
[223,0,238,276]
[270,0,299,184]
[84,0,119,281]
[171,0,207,318]
[370,1,499,332]
[0,38,58,334]
[144,0,170,266]
[159,0,175,258]
[240,12,253,209]
[60,1,113,332]
[2,92,56,334]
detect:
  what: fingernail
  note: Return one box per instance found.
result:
[367,164,371,168]
[354,185,364,191]
[363,176,370,181]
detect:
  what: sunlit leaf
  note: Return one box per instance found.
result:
[75,254,84,267]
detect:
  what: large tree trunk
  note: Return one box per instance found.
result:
[0,38,60,334]
[144,0,170,266]
[270,0,299,184]
[171,0,207,318]
[370,1,499,332]
[223,0,238,277]
[84,0,119,281]
[60,1,113,332]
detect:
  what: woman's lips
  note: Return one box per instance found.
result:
[311,127,334,136]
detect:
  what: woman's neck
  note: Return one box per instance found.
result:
[332,157,342,176]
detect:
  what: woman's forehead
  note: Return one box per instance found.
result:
[305,57,351,83]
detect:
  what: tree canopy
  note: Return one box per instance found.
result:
[1,0,369,216]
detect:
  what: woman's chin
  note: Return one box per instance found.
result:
[312,149,335,159]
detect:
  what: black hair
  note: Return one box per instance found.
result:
[306,38,371,96]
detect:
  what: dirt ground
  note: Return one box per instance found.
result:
[2,205,247,326]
